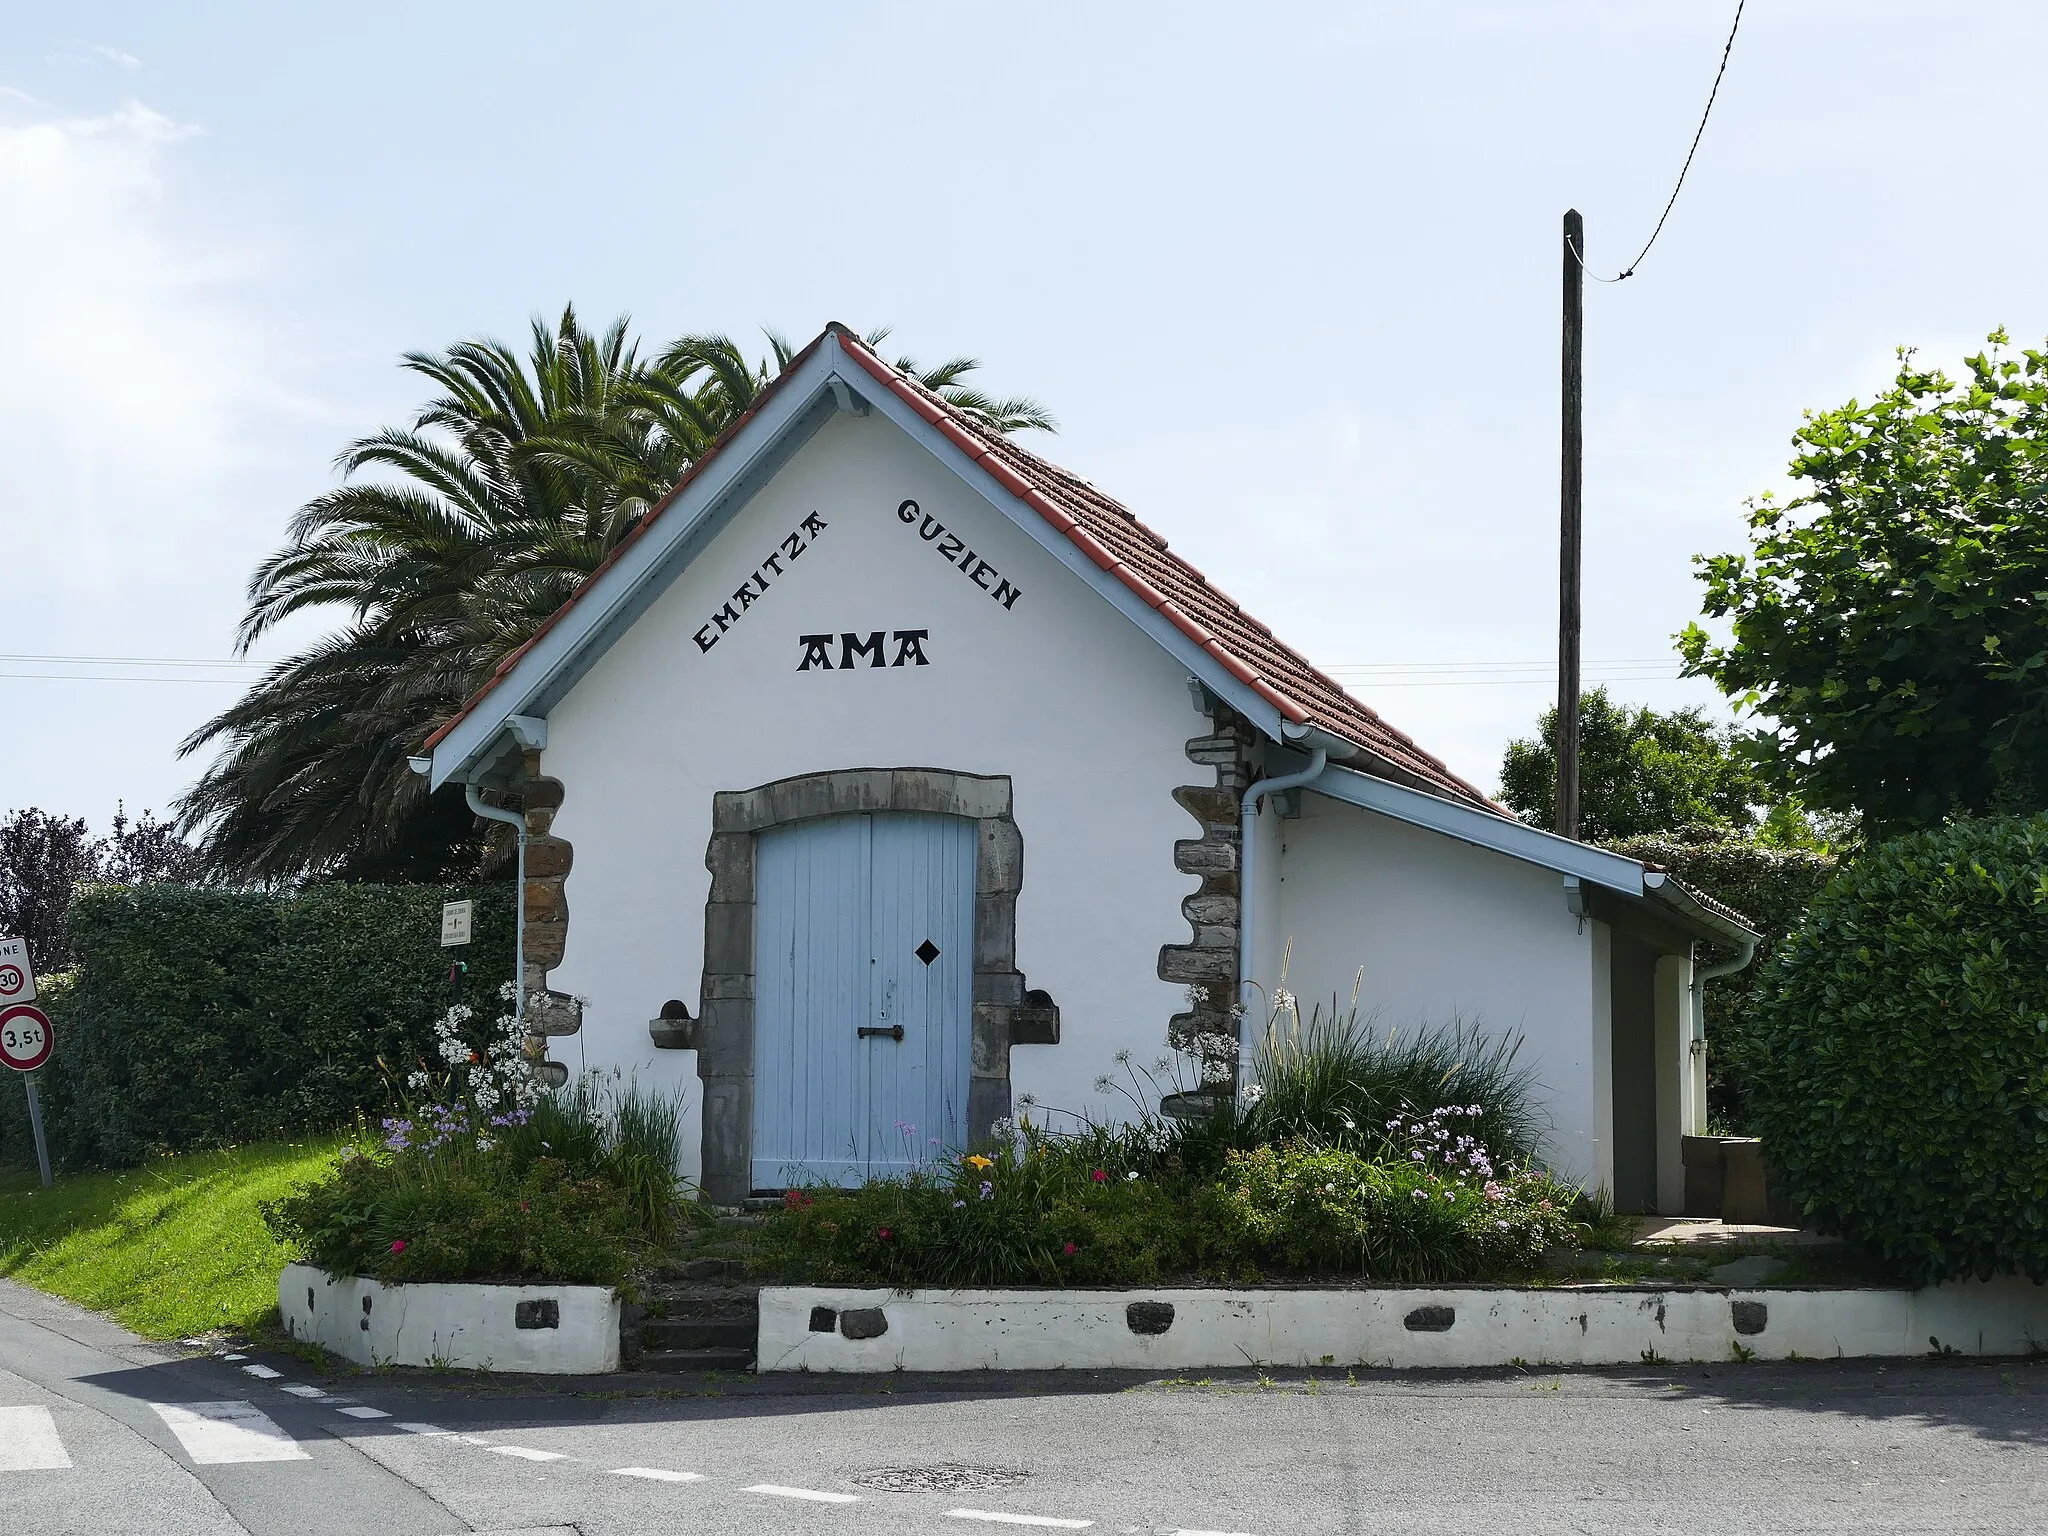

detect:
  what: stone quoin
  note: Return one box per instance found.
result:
[421,323,1756,1207]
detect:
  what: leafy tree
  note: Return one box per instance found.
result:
[1681,332,2048,832]
[178,312,1051,881]
[0,807,202,971]
[1497,687,1814,844]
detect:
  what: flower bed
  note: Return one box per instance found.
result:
[748,1106,1585,1290]
[265,988,691,1290]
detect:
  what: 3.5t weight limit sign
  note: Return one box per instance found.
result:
[0,1003,53,1073]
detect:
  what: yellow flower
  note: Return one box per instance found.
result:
[963,1154,994,1171]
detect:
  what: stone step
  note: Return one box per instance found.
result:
[634,1346,756,1372]
[640,1318,756,1351]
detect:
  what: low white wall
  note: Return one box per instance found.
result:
[279,1263,620,1374]
[759,1281,2048,1372]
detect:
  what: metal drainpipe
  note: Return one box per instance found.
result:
[1237,745,1328,1100]
[465,783,529,1032]
[1688,936,1757,1130]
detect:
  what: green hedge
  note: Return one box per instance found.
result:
[1745,816,2048,1284]
[1602,835,1836,1129]
[0,884,511,1173]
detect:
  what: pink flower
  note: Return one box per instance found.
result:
[390,1240,407,1254]
[1091,1168,1108,1183]
[878,1227,892,1240]
[1063,1242,1077,1256]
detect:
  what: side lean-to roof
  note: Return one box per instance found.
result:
[422,323,1756,945]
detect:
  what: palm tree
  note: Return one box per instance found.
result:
[178,311,1051,881]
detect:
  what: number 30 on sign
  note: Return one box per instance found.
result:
[0,1003,53,1073]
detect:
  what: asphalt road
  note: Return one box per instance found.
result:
[1,1279,2042,1535]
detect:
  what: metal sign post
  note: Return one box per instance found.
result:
[441,899,473,1007]
[0,938,53,1187]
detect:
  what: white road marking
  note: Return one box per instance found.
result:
[611,1466,705,1482]
[152,1401,308,1464]
[336,1406,390,1420]
[946,1514,1094,1530]
[0,1406,72,1470]
[221,1353,247,1361]
[240,1364,282,1379]
[1172,1530,1256,1535]
[396,1423,449,1435]
[280,1385,328,1399]
[490,1445,567,1462]
[746,1484,860,1504]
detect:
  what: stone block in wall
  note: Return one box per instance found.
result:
[977,818,1024,895]
[1174,838,1237,874]
[1182,891,1239,927]
[524,919,567,971]
[705,833,753,903]
[1172,785,1240,829]
[524,880,568,924]
[1159,944,1237,988]
[970,1004,1011,1077]
[974,893,1016,972]
[525,836,573,880]
[704,902,752,969]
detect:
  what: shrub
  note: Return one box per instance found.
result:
[0,883,512,1172]
[1217,1138,1578,1282]
[1604,834,1836,1129]
[1745,815,2048,1284]
[749,1125,1226,1287]
[1126,993,1546,1176]
[266,1071,690,1286]
[748,1104,1582,1287]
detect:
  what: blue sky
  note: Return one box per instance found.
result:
[5,2,2045,829]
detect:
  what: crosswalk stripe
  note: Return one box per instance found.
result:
[152,1401,309,1464]
[240,1364,282,1380]
[280,1385,328,1399]
[0,1406,71,1471]
[611,1466,704,1482]
[946,1513,1093,1529]
[490,1445,567,1462]
[746,1485,860,1503]
[337,1406,390,1419]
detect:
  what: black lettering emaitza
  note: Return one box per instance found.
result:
[693,512,828,654]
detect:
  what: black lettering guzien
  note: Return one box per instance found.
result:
[890,494,1021,613]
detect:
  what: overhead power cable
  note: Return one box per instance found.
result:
[1572,0,1747,283]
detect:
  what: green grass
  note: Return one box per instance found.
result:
[0,1137,345,1339]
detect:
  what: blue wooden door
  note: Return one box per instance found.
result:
[752,812,976,1188]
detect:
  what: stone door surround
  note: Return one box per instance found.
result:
[658,767,1055,1204]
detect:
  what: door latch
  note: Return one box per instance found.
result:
[857,1025,905,1042]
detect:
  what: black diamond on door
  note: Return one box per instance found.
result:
[915,939,941,966]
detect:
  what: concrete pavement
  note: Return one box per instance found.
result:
[1,1278,2042,1533]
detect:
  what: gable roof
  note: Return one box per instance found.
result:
[426,324,1493,811]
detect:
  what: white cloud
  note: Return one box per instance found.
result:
[91,45,143,70]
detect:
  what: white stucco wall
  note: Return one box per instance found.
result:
[1269,792,1606,1188]
[539,410,1204,1183]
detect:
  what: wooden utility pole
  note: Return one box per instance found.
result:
[1556,209,1584,841]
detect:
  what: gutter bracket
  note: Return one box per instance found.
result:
[1563,875,1589,933]
[828,375,869,417]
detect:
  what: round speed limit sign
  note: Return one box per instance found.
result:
[0,1003,53,1072]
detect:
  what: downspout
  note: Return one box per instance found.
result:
[1688,936,1757,1130]
[1237,744,1328,1098]
[465,784,529,1033]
